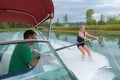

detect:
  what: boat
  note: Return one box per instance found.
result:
[0,0,78,80]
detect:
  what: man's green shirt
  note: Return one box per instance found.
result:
[9,43,35,73]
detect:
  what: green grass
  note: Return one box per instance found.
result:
[0,25,120,32]
[51,25,120,31]
[86,25,120,31]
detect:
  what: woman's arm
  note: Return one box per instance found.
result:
[85,32,98,39]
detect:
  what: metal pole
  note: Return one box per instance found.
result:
[35,26,45,40]
[47,19,52,40]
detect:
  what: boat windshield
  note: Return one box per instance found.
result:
[0,40,77,80]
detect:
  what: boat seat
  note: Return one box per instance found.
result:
[0,67,33,79]
[0,52,12,75]
[0,53,4,75]
[0,53,4,61]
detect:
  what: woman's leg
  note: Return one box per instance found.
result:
[83,45,92,61]
[79,46,85,61]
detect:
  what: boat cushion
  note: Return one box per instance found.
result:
[0,53,4,61]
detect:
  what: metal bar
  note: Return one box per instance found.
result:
[47,19,52,40]
[3,9,38,24]
[35,27,45,40]
[35,14,50,28]
[0,39,49,45]
[55,38,97,51]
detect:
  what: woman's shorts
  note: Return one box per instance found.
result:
[77,42,85,48]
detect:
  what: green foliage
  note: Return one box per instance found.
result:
[92,19,97,25]
[86,25,120,31]
[98,14,105,25]
[63,14,68,26]
[106,15,119,24]
[86,9,94,25]
[0,22,9,29]
[86,9,94,19]
[54,18,63,26]
[86,9,120,25]
[52,26,79,31]
[98,20,105,25]
[52,25,120,31]
[0,22,32,29]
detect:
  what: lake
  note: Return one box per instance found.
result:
[45,31,120,80]
[0,31,120,80]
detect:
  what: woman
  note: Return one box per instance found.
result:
[77,25,98,61]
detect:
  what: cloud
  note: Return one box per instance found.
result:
[100,0,120,8]
[88,0,120,9]
[52,0,120,22]
[53,0,86,2]
[93,13,100,17]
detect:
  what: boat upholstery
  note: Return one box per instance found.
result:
[0,53,12,75]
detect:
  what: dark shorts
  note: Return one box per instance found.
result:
[77,42,85,48]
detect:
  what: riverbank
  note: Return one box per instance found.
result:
[87,30,120,35]
[50,30,120,35]
[0,26,120,35]
[0,28,34,32]
[51,24,120,35]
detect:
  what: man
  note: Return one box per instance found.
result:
[77,25,98,61]
[8,30,40,73]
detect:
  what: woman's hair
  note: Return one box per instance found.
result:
[80,25,85,29]
[23,30,36,39]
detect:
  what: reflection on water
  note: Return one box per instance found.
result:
[118,37,120,48]
[43,31,120,80]
[0,31,120,80]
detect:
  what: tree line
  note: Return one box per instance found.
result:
[54,9,120,26]
[0,22,32,29]
[86,9,120,25]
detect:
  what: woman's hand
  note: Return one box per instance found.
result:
[87,39,91,42]
[95,36,99,40]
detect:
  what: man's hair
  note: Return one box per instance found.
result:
[23,30,36,39]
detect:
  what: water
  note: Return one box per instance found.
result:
[0,31,120,80]
[46,32,120,80]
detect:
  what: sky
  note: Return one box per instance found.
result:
[52,0,120,23]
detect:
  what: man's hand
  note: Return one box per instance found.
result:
[32,49,41,59]
[33,53,40,59]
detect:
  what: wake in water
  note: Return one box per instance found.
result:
[50,39,115,80]
[0,31,115,80]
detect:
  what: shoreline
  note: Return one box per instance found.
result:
[87,30,120,35]
[51,30,120,35]
[0,29,120,35]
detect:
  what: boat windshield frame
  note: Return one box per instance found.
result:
[0,39,77,80]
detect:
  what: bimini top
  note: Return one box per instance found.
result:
[0,0,54,26]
